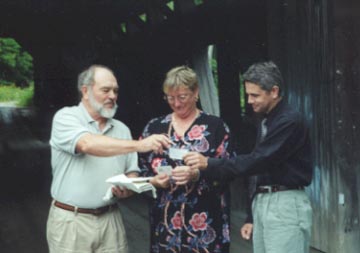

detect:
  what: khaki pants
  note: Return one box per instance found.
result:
[252,190,312,253]
[47,202,128,253]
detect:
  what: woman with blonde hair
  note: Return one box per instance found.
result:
[140,66,233,252]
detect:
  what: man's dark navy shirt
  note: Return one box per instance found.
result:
[207,99,313,187]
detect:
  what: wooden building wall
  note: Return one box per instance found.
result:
[266,1,360,252]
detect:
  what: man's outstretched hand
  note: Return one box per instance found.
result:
[138,134,171,154]
[183,152,208,170]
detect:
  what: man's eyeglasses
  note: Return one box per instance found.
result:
[163,93,192,103]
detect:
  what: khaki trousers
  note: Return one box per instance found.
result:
[252,190,312,253]
[47,202,128,253]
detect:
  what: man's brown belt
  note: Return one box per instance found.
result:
[256,185,304,194]
[54,200,117,216]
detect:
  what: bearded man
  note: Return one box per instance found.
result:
[47,65,170,253]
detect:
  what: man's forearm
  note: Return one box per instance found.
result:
[76,133,140,156]
[206,157,244,182]
[207,150,270,180]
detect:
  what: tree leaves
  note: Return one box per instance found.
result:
[0,38,33,87]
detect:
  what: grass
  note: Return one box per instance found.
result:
[0,83,34,107]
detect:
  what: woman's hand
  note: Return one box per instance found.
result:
[150,173,170,189]
[172,166,199,185]
[183,152,208,170]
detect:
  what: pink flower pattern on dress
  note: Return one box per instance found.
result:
[193,137,210,152]
[189,212,208,231]
[188,125,206,140]
[173,131,181,141]
[139,112,232,253]
[215,134,229,158]
[151,158,162,173]
[171,211,183,230]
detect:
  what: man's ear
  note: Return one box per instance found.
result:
[271,85,280,99]
[81,85,89,100]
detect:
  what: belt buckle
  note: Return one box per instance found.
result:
[260,186,272,193]
[93,208,104,216]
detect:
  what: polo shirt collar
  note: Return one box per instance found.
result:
[79,102,94,123]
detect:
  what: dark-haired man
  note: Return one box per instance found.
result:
[184,61,313,253]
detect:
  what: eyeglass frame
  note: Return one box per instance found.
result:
[163,93,193,103]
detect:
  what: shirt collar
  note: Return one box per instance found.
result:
[79,102,94,123]
[264,98,285,123]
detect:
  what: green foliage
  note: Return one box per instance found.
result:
[239,74,246,115]
[0,38,20,68]
[120,23,127,33]
[210,58,219,93]
[194,0,204,6]
[139,13,147,22]
[17,51,33,82]
[167,1,174,11]
[208,45,219,95]
[0,37,34,87]
[0,82,34,107]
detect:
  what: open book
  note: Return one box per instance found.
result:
[105,174,157,198]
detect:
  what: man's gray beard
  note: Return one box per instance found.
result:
[88,91,118,119]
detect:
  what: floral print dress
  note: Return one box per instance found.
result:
[139,111,232,253]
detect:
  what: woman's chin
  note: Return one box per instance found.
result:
[173,111,187,118]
